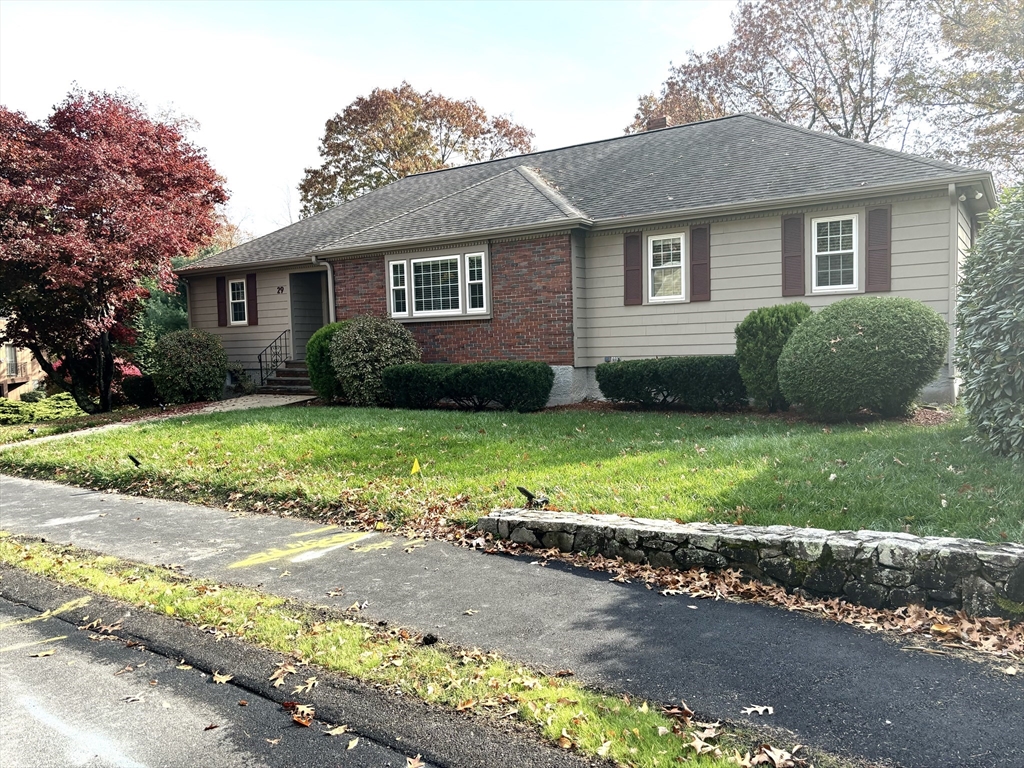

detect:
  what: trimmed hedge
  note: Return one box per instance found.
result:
[735,302,812,411]
[122,375,157,407]
[382,363,455,410]
[0,399,32,425]
[956,185,1024,457]
[306,321,349,402]
[151,329,228,404]
[596,356,746,411]
[778,296,948,418]
[329,316,420,407]
[382,361,555,412]
[0,392,87,424]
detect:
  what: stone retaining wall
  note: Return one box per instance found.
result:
[476,510,1024,619]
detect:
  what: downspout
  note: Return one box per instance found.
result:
[311,255,337,323]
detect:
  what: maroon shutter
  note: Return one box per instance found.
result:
[624,232,643,305]
[866,206,891,293]
[246,272,259,325]
[216,276,227,326]
[690,225,710,302]
[781,215,805,296]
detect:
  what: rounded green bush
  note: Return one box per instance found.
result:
[956,185,1024,457]
[329,316,420,407]
[151,329,228,404]
[735,302,812,411]
[0,399,33,425]
[31,391,87,421]
[121,375,158,407]
[305,321,349,402]
[778,296,948,418]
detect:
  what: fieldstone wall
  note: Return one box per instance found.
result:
[476,510,1024,619]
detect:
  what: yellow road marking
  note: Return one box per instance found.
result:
[228,531,372,568]
[289,525,339,538]
[1,635,67,653]
[0,597,93,631]
[350,541,393,552]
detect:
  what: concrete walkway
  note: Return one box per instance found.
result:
[0,394,314,452]
[1,475,1022,768]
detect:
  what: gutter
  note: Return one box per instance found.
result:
[311,255,337,323]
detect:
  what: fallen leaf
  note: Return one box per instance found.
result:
[325,725,350,736]
[742,705,774,716]
[204,723,219,731]
[657,726,671,736]
[456,698,476,711]
[238,700,248,707]
[347,737,359,750]
[407,756,425,768]
[176,664,192,670]
[463,609,478,615]
[293,676,318,694]
[29,649,55,658]
[265,738,280,745]
[1004,666,1018,676]
[212,671,233,684]
[596,741,612,756]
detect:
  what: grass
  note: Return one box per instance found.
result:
[0,533,807,768]
[1,405,1021,542]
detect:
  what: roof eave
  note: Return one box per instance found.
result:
[588,172,998,232]
[314,217,594,258]
[175,254,315,276]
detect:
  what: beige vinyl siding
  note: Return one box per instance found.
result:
[579,192,951,367]
[187,266,304,374]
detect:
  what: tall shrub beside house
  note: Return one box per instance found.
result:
[329,316,420,407]
[777,297,947,418]
[956,185,1024,458]
[306,321,349,402]
[151,329,227,404]
[734,302,811,411]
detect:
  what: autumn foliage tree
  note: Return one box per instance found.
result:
[0,90,227,413]
[630,0,931,146]
[299,82,534,217]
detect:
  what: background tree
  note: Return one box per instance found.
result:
[299,82,534,217]
[0,90,226,413]
[919,0,1023,181]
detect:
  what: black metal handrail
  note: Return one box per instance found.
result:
[257,330,290,386]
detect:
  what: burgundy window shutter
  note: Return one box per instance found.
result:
[866,206,892,292]
[781,215,805,296]
[216,276,227,326]
[623,232,643,305]
[690,225,710,302]
[246,273,259,325]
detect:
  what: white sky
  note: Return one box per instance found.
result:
[0,0,736,236]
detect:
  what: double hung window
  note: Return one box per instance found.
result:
[812,215,858,292]
[389,251,488,319]
[228,279,247,324]
[648,233,685,301]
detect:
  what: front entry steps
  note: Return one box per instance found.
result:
[256,360,315,396]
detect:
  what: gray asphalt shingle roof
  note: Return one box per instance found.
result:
[181,114,982,273]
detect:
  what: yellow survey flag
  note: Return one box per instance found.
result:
[411,458,421,475]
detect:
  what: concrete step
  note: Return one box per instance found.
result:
[283,360,308,370]
[256,385,316,396]
[274,368,310,379]
[263,375,311,388]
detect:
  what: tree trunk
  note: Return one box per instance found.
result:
[98,331,114,413]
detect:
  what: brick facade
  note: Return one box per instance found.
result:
[329,233,574,366]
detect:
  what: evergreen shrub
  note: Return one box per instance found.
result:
[329,316,420,407]
[596,356,746,410]
[778,296,947,418]
[735,302,812,411]
[151,329,228,404]
[305,321,349,402]
[956,185,1024,457]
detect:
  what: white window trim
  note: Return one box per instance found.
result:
[388,251,489,320]
[228,279,247,325]
[465,252,487,315]
[647,232,686,303]
[390,262,408,315]
[811,214,860,294]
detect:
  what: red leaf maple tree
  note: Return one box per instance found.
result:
[0,90,227,412]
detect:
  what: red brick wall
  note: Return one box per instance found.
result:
[329,233,574,365]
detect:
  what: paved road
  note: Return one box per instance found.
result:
[0,596,426,768]
[2,475,1023,767]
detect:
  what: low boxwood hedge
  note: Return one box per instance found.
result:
[382,360,555,412]
[595,356,746,411]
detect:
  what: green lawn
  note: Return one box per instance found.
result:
[1,405,1021,542]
